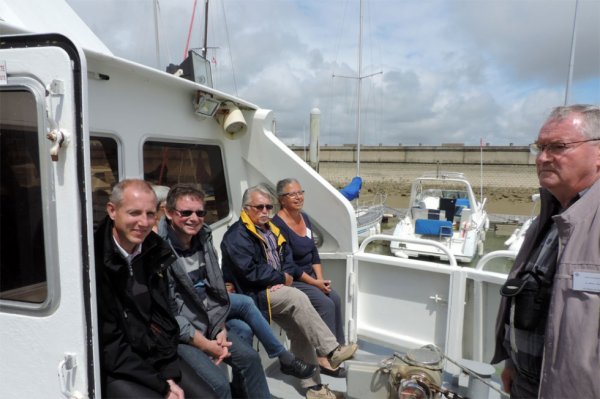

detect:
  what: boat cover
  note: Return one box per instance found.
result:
[340,176,362,201]
[415,219,453,236]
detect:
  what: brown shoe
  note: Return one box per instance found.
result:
[328,343,358,369]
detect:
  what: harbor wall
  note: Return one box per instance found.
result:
[289,144,534,165]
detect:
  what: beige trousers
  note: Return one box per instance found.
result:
[269,285,339,388]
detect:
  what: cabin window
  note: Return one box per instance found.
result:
[0,90,47,303]
[143,141,230,224]
[90,137,119,229]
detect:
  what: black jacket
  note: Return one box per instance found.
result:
[95,217,179,395]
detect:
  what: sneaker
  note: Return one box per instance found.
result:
[280,357,316,379]
[328,343,358,369]
[305,384,345,399]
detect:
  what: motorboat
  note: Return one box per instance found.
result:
[504,193,540,253]
[390,172,490,263]
[0,1,508,398]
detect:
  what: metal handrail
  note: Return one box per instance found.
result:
[358,233,458,267]
[474,250,516,271]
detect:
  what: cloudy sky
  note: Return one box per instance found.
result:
[67,0,599,146]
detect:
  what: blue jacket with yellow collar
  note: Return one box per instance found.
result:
[221,210,302,320]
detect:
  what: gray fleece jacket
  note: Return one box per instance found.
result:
[158,217,230,342]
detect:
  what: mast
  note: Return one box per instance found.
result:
[153,0,161,68]
[332,0,381,177]
[564,0,579,105]
[202,0,209,59]
[356,0,363,177]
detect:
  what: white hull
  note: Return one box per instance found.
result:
[390,172,489,263]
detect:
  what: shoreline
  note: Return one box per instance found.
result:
[317,162,540,215]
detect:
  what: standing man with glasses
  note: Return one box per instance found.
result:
[493,105,600,398]
[221,184,358,399]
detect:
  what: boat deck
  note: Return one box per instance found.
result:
[257,338,505,398]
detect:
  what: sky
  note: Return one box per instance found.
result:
[66,0,600,147]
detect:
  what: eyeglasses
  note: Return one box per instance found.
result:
[175,209,207,218]
[530,138,600,156]
[280,190,305,198]
[245,204,274,211]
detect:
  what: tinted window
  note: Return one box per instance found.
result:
[143,141,229,224]
[0,90,46,303]
[90,137,119,229]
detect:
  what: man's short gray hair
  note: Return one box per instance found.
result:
[242,184,273,206]
[547,104,600,139]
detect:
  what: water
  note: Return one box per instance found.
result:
[366,217,517,273]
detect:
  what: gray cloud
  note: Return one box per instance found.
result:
[67,0,599,146]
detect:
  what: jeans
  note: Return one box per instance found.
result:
[177,329,270,399]
[226,292,286,358]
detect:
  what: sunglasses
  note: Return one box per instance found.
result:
[175,209,207,218]
[245,204,274,211]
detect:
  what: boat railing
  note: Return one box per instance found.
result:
[474,250,517,271]
[359,233,459,267]
[420,171,466,180]
[353,234,508,366]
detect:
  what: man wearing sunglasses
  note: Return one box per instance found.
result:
[221,184,358,399]
[157,184,273,398]
[493,105,600,398]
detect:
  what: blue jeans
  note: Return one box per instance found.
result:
[177,329,270,399]
[226,292,286,358]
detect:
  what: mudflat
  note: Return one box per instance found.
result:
[319,162,540,215]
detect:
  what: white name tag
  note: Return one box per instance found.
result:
[573,271,600,293]
[306,228,312,239]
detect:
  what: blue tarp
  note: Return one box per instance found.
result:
[340,176,362,201]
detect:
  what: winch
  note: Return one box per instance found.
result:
[345,345,506,399]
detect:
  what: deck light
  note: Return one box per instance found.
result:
[194,93,220,117]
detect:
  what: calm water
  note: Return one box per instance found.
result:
[366,218,516,273]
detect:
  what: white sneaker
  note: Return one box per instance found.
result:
[305,384,345,399]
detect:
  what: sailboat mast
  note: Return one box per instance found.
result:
[356,0,363,177]
[153,0,161,68]
[202,0,210,59]
[564,0,579,106]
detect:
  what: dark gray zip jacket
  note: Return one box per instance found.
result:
[158,217,230,342]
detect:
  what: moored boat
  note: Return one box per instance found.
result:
[390,172,489,263]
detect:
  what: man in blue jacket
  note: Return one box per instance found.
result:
[221,184,357,399]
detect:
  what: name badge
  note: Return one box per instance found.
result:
[306,228,312,239]
[573,271,600,293]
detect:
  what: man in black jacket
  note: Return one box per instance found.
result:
[95,179,214,398]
